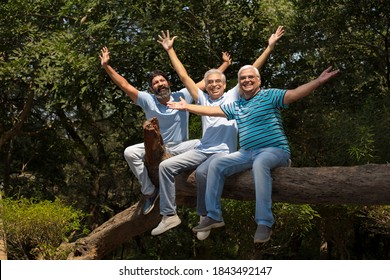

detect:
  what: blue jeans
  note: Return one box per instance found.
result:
[195,153,226,216]
[205,147,290,227]
[159,149,227,216]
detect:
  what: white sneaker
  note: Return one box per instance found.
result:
[196,216,211,241]
[151,214,181,236]
[196,230,210,240]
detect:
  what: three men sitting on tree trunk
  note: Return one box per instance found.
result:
[102,25,339,243]
[152,27,286,242]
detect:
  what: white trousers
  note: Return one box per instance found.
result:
[123,139,200,195]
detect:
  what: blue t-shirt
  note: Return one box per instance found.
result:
[220,88,290,153]
[136,88,193,144]
[195,85,239,154]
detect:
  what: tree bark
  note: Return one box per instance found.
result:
[58,163,390,260]
[143,117,171,187]
[176,163,390,205]
[0,88,35,151]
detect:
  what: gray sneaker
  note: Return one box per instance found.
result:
[254,225,272,243]
[192,216,225,232]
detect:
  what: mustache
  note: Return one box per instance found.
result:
[153,85,170,95]
[156,86,169,93]
[154,86,171,101]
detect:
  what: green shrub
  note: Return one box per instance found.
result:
[1,197,88,259]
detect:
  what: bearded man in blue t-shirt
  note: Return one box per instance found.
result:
[100,47,231,215]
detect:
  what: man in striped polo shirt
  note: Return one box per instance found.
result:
[167,64,339,243]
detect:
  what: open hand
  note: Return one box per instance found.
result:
[317,66,340,85]
[99,47,110,67]
[167,97,188,110]
[268,26,285,49]
[222,51,232,66]
[158,30,178,51]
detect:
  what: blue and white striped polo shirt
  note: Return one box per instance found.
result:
[220,88,290,154]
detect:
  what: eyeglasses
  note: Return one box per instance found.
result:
[207,79,223,85]
[239,75,258,81]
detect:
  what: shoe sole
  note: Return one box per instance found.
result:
[196,231,211,241]
[151,219,181,236]
[192,221,225,232]
[142,193,160,215]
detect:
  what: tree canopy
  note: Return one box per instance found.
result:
[0,0,389,260]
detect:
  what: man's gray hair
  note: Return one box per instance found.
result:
[204,69,226,85]
[237,65,260,79]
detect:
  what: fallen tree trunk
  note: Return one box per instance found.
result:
[176,163,390,205]
[59,163,390,260]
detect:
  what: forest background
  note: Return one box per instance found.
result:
[1,0,390,260]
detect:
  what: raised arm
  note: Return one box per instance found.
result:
[252,26,285,70]
[196,51,232,91]
[167,97,226,117]
[283,66,340,105]
[218,52,232,73]
[100,47,138,103]
[158,31,200,102]
[158,31,232,95]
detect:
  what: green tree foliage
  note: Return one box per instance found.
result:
[279,0,390,166]
[0,0,285,223]
[0,0,390,259]
[1,197,87,259]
